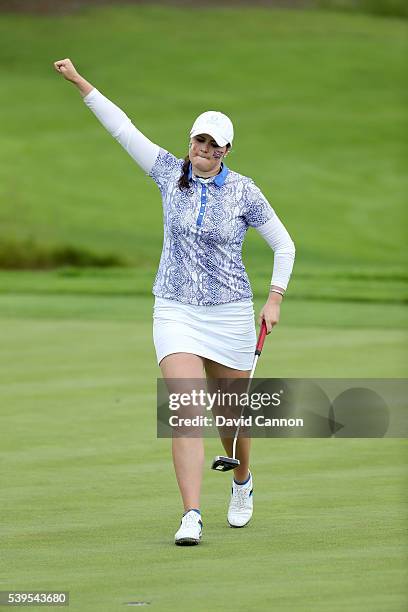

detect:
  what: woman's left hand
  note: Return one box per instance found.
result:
[258,293,282,334]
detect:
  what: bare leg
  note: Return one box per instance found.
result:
[160,353,205,512]
[204,358,251,482]
[218,436,251,483]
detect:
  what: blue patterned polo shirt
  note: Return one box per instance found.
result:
[149,148,274,306]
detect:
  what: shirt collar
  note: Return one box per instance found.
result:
[188,162,229,187]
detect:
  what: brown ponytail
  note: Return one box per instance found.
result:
[178,156,191,191]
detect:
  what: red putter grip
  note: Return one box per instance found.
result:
[255,320,267,355]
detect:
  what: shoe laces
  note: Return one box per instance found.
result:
[183,511,201,527]
[232,483,251,509]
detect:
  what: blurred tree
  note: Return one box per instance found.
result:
[0,0,405,17]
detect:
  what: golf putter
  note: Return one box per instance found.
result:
[211,319,268,472]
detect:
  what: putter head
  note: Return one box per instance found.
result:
[211,455,240,472]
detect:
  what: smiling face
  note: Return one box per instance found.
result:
[189,134,229,177]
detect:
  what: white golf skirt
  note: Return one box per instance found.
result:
[153,297,256,371]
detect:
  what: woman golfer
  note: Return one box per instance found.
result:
[54,58,295,546]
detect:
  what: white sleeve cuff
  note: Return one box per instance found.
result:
[83,87,97,102]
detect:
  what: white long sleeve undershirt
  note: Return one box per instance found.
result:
[83,88,159,173]
[255,217,296,291]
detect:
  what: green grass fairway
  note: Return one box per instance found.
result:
[1,292,407,611]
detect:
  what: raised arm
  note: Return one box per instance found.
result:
[53,58,160,174]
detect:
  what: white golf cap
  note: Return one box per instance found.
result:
[190,110,234,147]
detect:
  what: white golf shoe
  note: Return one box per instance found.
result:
[175,509,203,546]
[227,472,253,528]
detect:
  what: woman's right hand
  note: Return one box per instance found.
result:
[53,58,80,83]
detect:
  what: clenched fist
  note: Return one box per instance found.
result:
[53,58,80,83]
[53,58,93,97]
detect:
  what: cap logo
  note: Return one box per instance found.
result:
[207,115,222,125]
